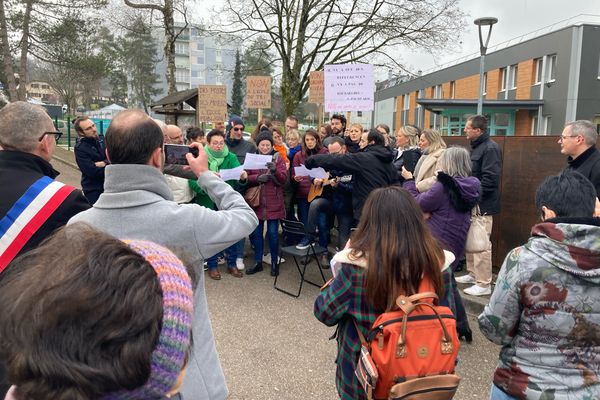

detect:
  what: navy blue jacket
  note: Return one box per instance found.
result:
[470,133,502,215]
[74,136,107,204]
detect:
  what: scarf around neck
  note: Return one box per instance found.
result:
[204,144,230,172]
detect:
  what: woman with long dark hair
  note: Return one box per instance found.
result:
[314,186,446,399]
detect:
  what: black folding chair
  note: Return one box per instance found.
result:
[274,219,328,298]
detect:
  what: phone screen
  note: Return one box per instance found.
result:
[164,144,198,165]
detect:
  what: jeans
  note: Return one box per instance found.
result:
[305,198,331,248]
[207,243,237,270]
[490,385,517,400]
[296,198,310,227]
[250,220,280,265]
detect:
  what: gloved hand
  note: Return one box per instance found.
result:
[266,161,276,174]
[257,174,270,183]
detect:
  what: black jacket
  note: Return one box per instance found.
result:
[470,133,502,215]
[74,136,107,204]
[393,147,422,184]
[0,151,90,278]
[566,146,600,199]
[305,144,396,220]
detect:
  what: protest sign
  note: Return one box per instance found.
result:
[309,71,324,104]
[324,64,374,112]
[246,76,272,108]
[197,85,227,122]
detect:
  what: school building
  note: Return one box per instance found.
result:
[373,18,600,136]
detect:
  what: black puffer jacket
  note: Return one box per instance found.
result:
[470,133,502,215]
[305,144,396,220]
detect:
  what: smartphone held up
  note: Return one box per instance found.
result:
[164,144,199,165]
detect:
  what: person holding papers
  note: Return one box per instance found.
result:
[291,130,328,233]
[244,133,288,276]
[189,129,248,280]
[305,129,396,222]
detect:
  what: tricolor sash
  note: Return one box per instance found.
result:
[0,176,76,273]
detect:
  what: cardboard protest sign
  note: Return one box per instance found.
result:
[197,85,227,122]
[309,71,324,104]
[246,76,272,109]
[324,64,374,112]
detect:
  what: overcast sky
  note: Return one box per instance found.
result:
[196,0,600,79]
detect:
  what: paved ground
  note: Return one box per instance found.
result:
[51,151,501,399]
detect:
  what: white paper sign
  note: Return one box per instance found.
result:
[243,153,272,170]
[324,63,374,112]
[307,167,328,179]
[294,165,310,177]
[219,166,244,181]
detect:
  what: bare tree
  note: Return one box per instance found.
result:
[212,0,465,115]
[123,0,190,96]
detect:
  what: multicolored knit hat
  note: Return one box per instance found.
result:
[102,240,194,400]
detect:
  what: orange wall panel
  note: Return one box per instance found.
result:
[395,96,402,128]
[455,75,479,99]
[486,70,500,100]
[408,91,418,125]
[516,60,534,100]
[515,110,533,136]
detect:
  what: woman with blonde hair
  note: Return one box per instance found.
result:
[393,125,422,183]
[410,129,446,192]
[345,123,363,153]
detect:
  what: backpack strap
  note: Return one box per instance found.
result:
[353,318,368,345]
[0,176,76,273]
[396,292,438,314]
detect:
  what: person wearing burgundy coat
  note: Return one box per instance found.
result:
[245,133,288,276]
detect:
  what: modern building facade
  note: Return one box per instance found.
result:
[374,19,600,136]
[153,24,238,102]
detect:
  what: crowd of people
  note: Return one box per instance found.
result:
[1,99,600,399]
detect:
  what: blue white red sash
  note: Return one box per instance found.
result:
[0,176,75,273]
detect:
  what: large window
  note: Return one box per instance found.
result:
[440,109,515,136]
[509,64,518,89]
[434,84,442,99]
[500,67,508,91]
[403,93,410,110]
[547,54,557,82]
[175,43,188,55]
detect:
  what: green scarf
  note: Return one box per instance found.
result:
[204,144,230,172]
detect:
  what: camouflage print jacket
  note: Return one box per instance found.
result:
[479,218,600,400]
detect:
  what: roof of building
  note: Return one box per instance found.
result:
[417,98,544,113]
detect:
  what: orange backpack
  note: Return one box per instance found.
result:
[355,279,460,400]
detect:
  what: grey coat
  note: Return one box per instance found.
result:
[69,164,259,400]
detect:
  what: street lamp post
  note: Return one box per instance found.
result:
[474,17,498,116]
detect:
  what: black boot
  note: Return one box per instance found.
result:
[270,264,279,277]
[246,263,263,275]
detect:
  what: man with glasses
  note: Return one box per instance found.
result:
[74,116,108,205]
[0,101,89,397]
[561,120,600,199]
[224,115,255,164]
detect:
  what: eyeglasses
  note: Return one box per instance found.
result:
[232,127,243,132]
[38,131,62,142]
[558,135,579,142]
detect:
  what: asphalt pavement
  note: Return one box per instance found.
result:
[51,149,501,399]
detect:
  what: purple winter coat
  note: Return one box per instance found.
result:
[404,173,481,268]
[291,147,328,199]
[247,153,287,221]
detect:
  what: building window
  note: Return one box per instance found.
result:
[434,84,442,99]
[403,93,410,110]
[357,111,363,117]
[544,115,552,135]
[534,58,543,84]
[216,48,222,62]
[546,54,557,82]
[450,81,456,99]
[500,67,508,91]
[197,41,204,51]
[482,72,487,95]
[509,64,518,89]
[176,70,189,83]
[196,56,204,65]
[531,116,539,135]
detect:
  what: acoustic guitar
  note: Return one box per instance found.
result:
[307,177,339,202]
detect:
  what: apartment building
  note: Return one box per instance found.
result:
[26,81,59,104]
[153,24,238,101]
[374,20,600,136]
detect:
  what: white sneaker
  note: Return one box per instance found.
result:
[236,258,245,271]
[263,253,285,264]
[455,274,477,284]
[463,284,492,296]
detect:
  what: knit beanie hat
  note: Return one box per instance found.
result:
[102,240,194,400]
[255,131,274,147]
[226,115,245,133]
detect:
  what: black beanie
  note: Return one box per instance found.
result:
[255,132,274,146]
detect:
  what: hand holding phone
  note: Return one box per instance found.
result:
[185,143,208,177]
[164,144,199,166]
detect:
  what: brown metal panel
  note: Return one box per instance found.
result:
[443,136,566,267]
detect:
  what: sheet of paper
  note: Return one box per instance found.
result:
[243,153,272,169]
[219,166,245,181]
[307,167,328,179]
[294,165,310,177]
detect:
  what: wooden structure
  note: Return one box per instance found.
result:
[443,135,569,267]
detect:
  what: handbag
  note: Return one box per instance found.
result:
[465,205,488,253]
[244,185,261,208]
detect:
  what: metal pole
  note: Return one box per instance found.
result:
[477,53,485,115]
